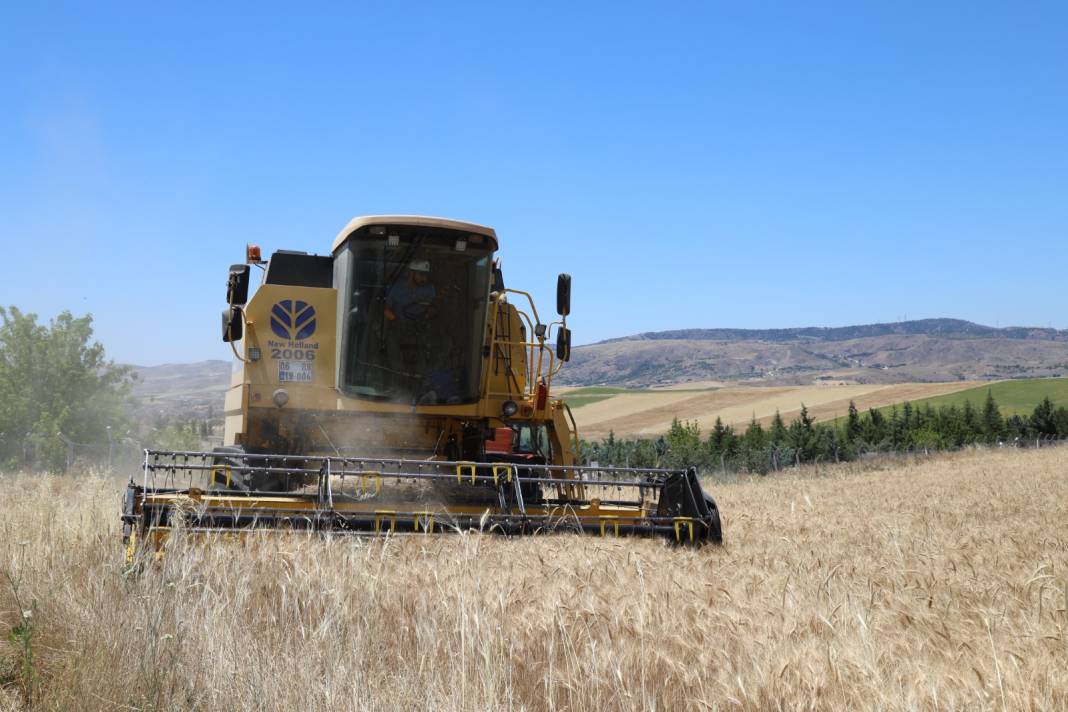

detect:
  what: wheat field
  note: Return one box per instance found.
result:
[573,381,981,438]
[1,447,1067,711]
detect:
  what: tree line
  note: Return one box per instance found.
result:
[0,307,220,470]
[4,303,1067,475]
[580,391,1068,474]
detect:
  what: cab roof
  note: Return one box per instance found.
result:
[331,215,499,253]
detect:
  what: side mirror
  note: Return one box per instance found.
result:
[556,327,571,362]
[556,273,571,316]
[227,264,251,306]
[221,306,244,342]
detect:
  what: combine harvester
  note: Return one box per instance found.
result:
[122,216,721,556]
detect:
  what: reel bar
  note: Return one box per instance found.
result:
[148,465,666,490]
[126,449,722,549]
[143,449,688,477]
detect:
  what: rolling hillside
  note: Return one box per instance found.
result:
[130,360,231,420]
[127,320,1068,431]
[560,318,1068,387]
[566,381,982,439]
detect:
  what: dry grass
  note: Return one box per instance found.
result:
[575,381,981,438]
[2,447,1067,711]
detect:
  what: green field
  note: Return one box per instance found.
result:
[561,385,717,409]
[561,386,639,408]
[873,377,1068,417]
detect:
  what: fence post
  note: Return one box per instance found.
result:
[57,432,74,470]
[21,432,31,469]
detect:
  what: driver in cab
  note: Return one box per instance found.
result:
[384,259,436,322]
[382,259,437,401]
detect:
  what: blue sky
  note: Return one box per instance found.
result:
[1,2,1066,365]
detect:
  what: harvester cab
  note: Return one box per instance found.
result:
[122,215,721,556]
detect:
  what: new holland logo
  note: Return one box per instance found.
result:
[270,300,316,340]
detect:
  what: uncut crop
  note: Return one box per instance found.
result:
[1,447,1067,710]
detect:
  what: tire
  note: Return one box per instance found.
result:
[704,495,723,545]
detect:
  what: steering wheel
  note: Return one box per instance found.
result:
[401,299,434,321]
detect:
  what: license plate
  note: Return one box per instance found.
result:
[278,360,313,383]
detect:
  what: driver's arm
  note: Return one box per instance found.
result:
[384,286,400,321]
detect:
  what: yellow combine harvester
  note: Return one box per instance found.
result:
[122,215,721,555]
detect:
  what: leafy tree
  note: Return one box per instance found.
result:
[910,427,942,451]
[0,307,132,470]
[664,417,702,468]
[151,421,203,451]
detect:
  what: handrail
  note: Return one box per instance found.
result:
[501,289,551,395]
[484,338,556,400]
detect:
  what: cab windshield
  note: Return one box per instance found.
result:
[341,226,492,404]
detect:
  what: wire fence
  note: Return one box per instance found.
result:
[707,434,1068,477]
[56,434,145,473]
[582,433,1068,477]
[3,433,223,474]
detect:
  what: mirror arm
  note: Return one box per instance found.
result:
[222,305,248,354]
[229,338,248,363]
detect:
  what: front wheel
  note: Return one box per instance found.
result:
[704,495,723,544]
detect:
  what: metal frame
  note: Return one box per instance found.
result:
[122,449,722,559]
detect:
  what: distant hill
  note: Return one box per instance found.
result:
[560,319,1068,387]
[605,318,1068,344]
[127,320,1068,409]
[130,360,230,420]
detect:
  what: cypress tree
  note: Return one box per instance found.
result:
[707,417,730,459]
[962,400,979,441]
[1053,407,1068,438]
[981,390,1004,442]
[845,400,862,442]
[865,407,887,444]
[769,410,787,444]
[743,416,765,451]
[1031,397,1057,437]
[889,405,903,448]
